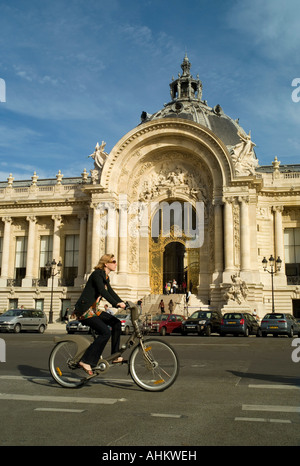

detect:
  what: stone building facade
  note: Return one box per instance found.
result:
[0,56,300,320]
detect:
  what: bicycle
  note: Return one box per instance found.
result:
[49,301,179,392]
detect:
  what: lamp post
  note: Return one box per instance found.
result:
[46,259,62,323]
[262,255,282,313]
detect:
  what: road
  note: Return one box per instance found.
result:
[0,331,300,449]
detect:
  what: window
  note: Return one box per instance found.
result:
[63,235,79,286]
[284,228,300,284]
[14,237,27,286]
[35,299,44,311]
[39,236,53,286]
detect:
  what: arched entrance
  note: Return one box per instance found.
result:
[163,242,185,292]
[149,200,200,294]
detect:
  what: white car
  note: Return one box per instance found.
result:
[115,314,134,334]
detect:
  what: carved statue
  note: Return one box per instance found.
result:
[224,273,248,305]
[89,141,108,170]
[138,163,208,203]
[230,131,258,176]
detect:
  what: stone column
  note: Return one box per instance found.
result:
[106,202,117,254]
[118,196,128,274]
[239,196,251,272]
[49,215,62,287]
[213,200,223,274]
[52,215,62,261]
[74,214,87,286]
[91,203,101,269]
[223,198,234,273]
[273,206,285,277]
[0,217,12,286]
[22,216,37,287]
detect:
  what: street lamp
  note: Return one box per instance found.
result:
[46,259,62,323]
[262,255,282,313]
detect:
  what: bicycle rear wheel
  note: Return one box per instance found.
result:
[49,341,85,388]
[129,339,179,391]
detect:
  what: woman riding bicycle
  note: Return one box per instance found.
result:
[72,253,125,375]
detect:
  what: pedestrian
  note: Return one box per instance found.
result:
[72,253,126,375]
[168,299,174,313]
[172,279,177,294]
[158,299,165,314]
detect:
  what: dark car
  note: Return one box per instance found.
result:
[220,312,261,337]
[181,310,222,336]
[66,320,91,334]
[147,313,185,335]
[261,313,300,337]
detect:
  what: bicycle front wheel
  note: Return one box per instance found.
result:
[49,341,85,388]
[129,339,179,391]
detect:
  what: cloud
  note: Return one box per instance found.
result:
[227,0,300,62]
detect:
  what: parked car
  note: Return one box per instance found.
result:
[0,308,47,333]
[147,313,185,335]
[220,312,261,337]
[114,313,134,334]
[261,313,300,337]
[66,320,91,334]
[181,310,222,336]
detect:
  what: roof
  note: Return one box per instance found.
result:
[139,54,247,148]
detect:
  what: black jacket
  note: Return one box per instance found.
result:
[74,269,123,316]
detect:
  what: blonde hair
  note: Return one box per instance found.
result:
[94,253,115,270]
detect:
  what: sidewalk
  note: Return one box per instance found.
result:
[46,321,67,334]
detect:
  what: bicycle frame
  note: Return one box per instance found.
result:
[50,301,179,390]
[52,301,142,369]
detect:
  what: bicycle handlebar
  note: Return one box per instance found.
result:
[125,301,140,322]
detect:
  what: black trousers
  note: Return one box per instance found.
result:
[80,312,121,366]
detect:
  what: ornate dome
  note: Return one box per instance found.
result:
[140,54,248,149]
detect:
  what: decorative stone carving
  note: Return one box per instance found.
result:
[224,273,248,305]
[230,131,258,176]
[89,141,108,170]
[138,163,208,203]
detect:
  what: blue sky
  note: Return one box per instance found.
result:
[0,0,299,181]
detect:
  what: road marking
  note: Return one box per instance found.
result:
[0,393,125,405]
[235,417,291,424]
[243,404,300,413]
[34,408,85,413]
[249,384,300,390]
[151,413,182,418]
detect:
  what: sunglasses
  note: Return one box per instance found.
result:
[108,260,117,264]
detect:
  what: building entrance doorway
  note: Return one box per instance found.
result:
[292,299,300,318]
[163,242,185,292]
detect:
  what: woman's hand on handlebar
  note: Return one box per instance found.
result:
[117,302,126,309]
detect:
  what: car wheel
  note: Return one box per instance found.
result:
[160,327,167,336]
[38,325,45,334]
[256,328,262,337]
[14,323,21,334]
[288,327,294,338]
[205,325,211,336]
[244,327,249,337]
